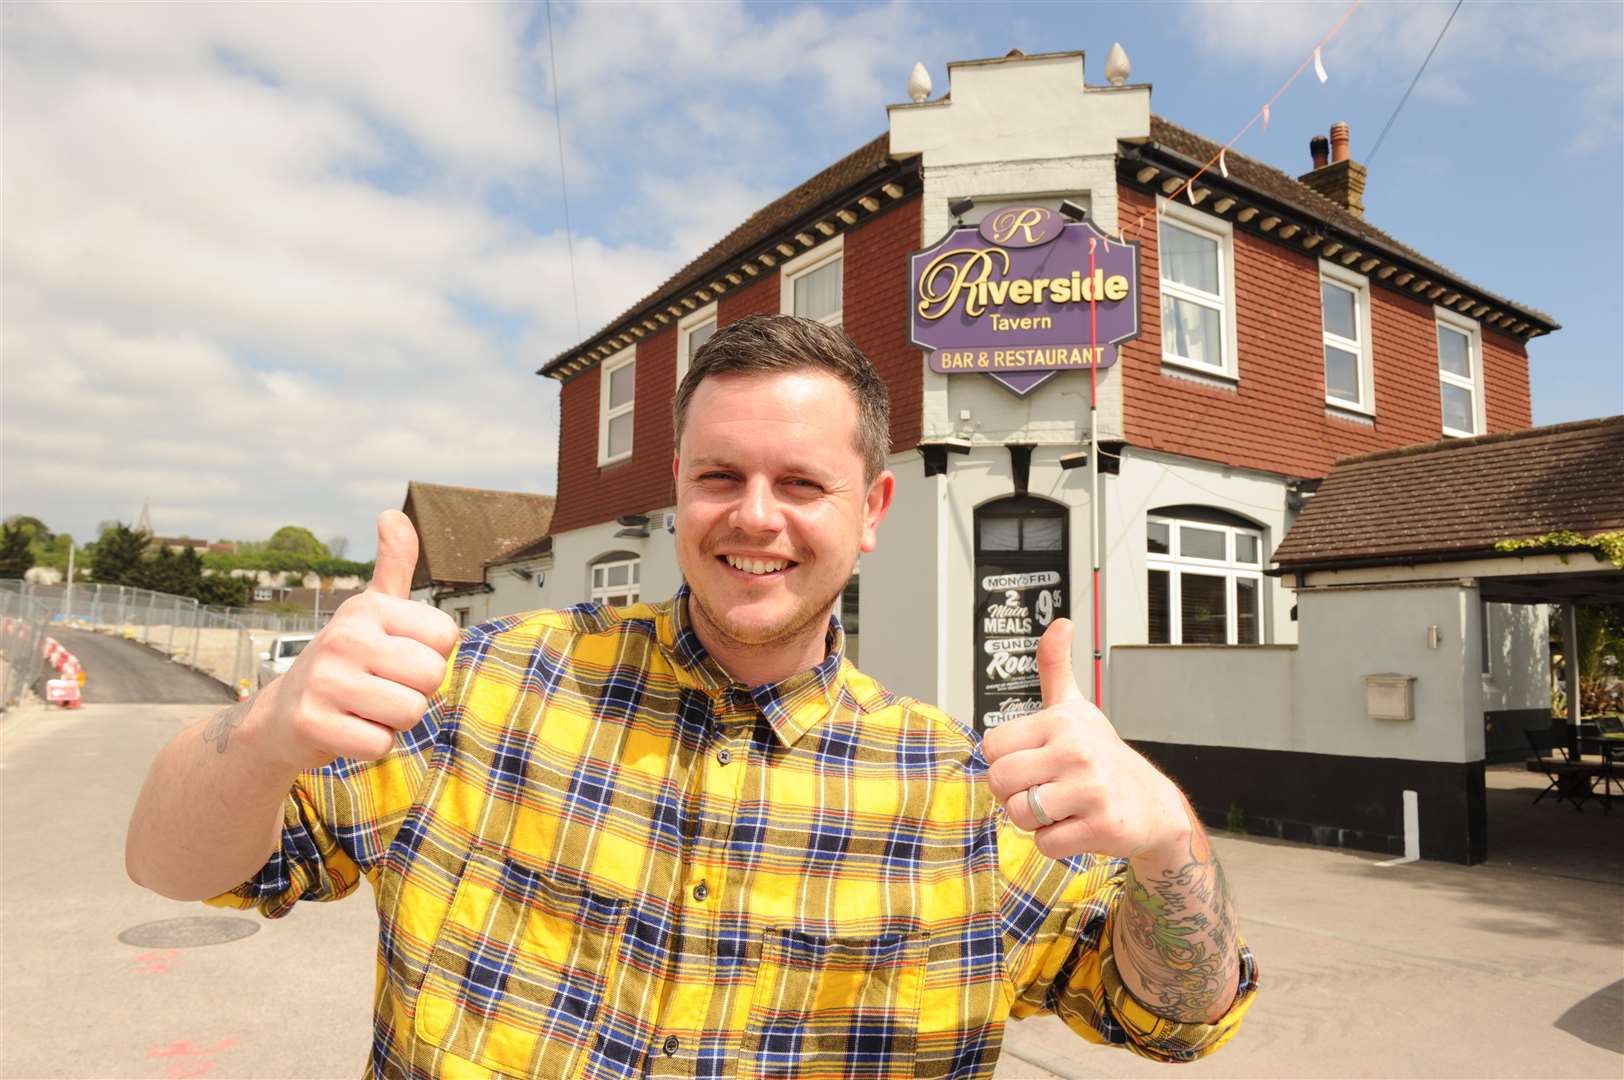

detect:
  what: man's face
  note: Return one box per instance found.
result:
[673,369,893,650]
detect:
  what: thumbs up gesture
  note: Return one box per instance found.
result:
[982,619,1190,862]
[257,510,460,772]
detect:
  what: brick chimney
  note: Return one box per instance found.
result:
[1298,121,1367,218]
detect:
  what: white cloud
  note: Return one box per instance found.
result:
[1,1,975,555]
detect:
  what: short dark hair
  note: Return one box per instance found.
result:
[672,314,891,483]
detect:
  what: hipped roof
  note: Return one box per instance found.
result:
[402,481,555,588]
[1271,416,1624,570]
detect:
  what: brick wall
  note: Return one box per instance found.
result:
[1118,184,1532,479]
[550,328,679,535]
[844,197,923,451]
[551,196,926,533]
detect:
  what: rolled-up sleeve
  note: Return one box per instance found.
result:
[998,815,1259,1062]
[204,646,462,918]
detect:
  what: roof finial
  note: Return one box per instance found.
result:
[1104,42,1131,87]
[908,62,932,104]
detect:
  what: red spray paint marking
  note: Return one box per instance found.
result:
[133,949,180,974]
[148,1037,238,1058]
[165,1061,214,1080]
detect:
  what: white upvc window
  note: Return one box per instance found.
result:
[1146,514,1265,645]
[780,235,843,326]
[253,587,272,602]
[1157,196,1237,379]
[590,557,640,607]
[597,346,636,466]
[1320,260,1374,414]
[1435,307,1485,437]
[676,302,717,387]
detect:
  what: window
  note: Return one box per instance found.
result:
[676,303,717,387]
[781,236,843,326]
[597,347,636,465]
[253,587,272,602]
[1146,509,1264,645]
[590,556,640,607]
[1157,197,1236,378]
[1320,261,1374,413]
[455,607,470,629]
[1435,307,1484,437]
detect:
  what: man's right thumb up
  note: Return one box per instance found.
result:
[369,510,419,599]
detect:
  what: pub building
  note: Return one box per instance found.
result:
[535,48,1559,860]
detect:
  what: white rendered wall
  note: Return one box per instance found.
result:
[485,554,555,620]
[1110,646,1296,748]
[539,509,683,613]
[889,51,1150,454]
[859,453,946,706]
[1112,581,1485,764]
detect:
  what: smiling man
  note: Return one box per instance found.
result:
[127,314,1256,1078]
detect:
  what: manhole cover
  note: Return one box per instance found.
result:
[118,916,260,948]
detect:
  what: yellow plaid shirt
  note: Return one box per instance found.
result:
[210,589,1257,1078]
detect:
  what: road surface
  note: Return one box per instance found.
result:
[1,643,1617,1077]
[45,626,235,705]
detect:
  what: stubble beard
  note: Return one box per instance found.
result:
[688,572,845,661]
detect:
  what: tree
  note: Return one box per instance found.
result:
[91,523,150,585]
[325,535,349,560]
[0,524,35,579]
[197,574,252,608]
[267,526,331,561]
[3,515,51,543]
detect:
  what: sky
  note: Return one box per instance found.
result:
[3,0,1621,560]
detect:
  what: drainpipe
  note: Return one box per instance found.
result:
[1088,239,1103,705]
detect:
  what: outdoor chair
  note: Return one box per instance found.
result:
[1524,728,1599,811]
[1597,716,1624,736]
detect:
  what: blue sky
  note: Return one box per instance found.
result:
[3,1,1619,559]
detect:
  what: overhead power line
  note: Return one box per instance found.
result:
[544,0,582,341]
[1366,0,1465,167]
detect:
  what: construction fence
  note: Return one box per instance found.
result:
[0,580,333,708]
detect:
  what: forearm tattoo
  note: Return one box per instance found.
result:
[1117,808,1239,1022]
[200,698,252,755]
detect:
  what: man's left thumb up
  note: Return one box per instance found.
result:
[1037,618,1083,708]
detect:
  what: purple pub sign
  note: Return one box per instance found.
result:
[910,206,1141,395]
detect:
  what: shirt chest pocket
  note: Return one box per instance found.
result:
[414,843,628,1079]
[742,927,928,1080]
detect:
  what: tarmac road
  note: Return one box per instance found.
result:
[44,626,236,705]
[1,695,1618,1078]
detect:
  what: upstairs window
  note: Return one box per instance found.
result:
[781,236,843,326]
[1320,261,1374,413]
[598,347,635,465]
[676,303,717,387]
[1147,508,1264,645]
[1435,308,1484,437]
[1158,198,1236,378]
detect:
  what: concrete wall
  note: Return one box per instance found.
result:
[484,555,555,622]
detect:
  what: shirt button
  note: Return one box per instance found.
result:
[692,880,709,902]
[716,747,732,765]
[662,1035,680,1056]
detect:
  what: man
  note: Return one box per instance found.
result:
[128,314,1256,1078]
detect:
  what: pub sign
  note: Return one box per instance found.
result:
[910,206,1141,395]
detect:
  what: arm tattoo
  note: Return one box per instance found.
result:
[200,698,252,755]
[1116,808,1239,1022]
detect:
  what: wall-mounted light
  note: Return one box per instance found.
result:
[614,514,651,539]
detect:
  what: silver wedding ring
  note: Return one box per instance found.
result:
[1026,785,1056,828]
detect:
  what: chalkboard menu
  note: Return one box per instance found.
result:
[972,484,1075,735]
